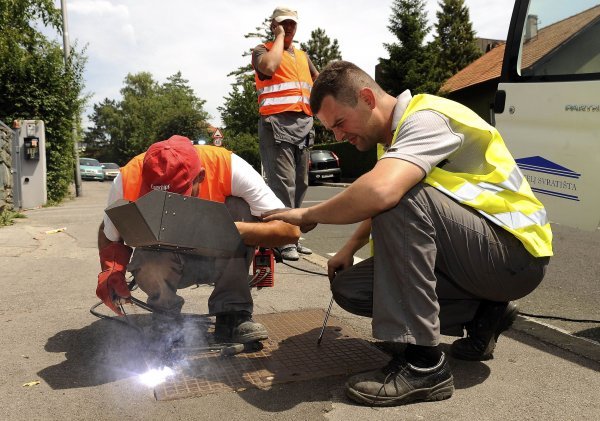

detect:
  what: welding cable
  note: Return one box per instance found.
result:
[518,311,600,324]
[89,301,143,334]
[249,268,271,287]
[279,258,600,324]
[281,261,328,276]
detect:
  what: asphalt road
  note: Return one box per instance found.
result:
[1,180,597,420]
[300,185,600,344]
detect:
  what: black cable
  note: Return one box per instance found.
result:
[518,311,600,324]
[89,301,143,333]
[93,259,600,326]
[280,257,599,324]
[280,260,328,276]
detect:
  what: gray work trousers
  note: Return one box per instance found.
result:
[258,117,309,209]
[128,197,256,318]
[331,184,550,346]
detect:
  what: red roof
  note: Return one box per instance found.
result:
[441,43,505,92]
[442,5,600,93]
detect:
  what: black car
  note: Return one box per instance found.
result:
[308,149,341,184]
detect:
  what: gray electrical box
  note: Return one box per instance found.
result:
[12,120,47,209]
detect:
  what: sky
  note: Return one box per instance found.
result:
[51,0,517,128]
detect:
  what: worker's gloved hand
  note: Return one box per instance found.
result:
[97,242,133,315]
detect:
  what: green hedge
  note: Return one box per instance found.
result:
[312,141,376,180]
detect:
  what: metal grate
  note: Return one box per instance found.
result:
[154,309,390,401]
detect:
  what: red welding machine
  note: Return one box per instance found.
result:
[251,248,275,287]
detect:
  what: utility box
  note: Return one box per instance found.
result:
[12,120,47,209]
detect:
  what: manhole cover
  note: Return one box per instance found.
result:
[154,309,389,400]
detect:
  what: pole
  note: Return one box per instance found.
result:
[60,0,82,197]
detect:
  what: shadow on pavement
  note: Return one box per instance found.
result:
[574,326,600,343]
[37,310,492,408]
[506,328,600,369]
[234,329,491,412]
[37,314,153,390]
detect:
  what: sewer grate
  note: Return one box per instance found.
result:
[154,309,390,401]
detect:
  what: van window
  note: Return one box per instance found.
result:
[519,1,600,78]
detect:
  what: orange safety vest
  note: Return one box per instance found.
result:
[121,145,233,203]
[254,41,313,116]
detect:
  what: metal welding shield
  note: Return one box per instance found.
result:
[104,189,242,257]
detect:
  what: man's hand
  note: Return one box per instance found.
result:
[97,242,133,315]
[271,22,285,38]
[262,208,317,233]
[327,248,355,282]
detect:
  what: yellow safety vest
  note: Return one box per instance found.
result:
[384,94,552,257]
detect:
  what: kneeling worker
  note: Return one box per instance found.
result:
[264,61,552,406]
[96,135,299,345]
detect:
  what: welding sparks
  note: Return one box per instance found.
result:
[138,366,175,387]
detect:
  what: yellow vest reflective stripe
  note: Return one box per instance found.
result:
[391,94,552,257]
[260,95,310,108]
[254,42,313,116]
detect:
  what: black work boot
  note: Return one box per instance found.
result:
[345,353,454,406]
[214,311,268,344]
[451,301,518,361]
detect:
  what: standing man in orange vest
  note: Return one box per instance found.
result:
[252,6,319,261]
[96,135,299,350]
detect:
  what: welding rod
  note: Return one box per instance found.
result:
[317,296,334,345]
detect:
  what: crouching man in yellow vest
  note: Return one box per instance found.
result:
[264,61,552,407]
[97,135,299,349]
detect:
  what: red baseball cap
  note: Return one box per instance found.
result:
[139,135,202,197]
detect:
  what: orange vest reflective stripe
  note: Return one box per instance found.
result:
[254,42,313,116]
[121,145,233,203]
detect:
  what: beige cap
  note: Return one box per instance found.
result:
[271,6,298,23]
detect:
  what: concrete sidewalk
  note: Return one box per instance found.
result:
[0,181,598,420]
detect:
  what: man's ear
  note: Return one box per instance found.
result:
[358,87,376,110]
[197,167,206,183]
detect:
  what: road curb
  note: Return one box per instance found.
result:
[512,316,600,363]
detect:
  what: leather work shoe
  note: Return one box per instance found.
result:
[296,243,312,255]
[345,353,454,406]
[451,301,518,361]
[214,311,268,344]
[279,245,300,261]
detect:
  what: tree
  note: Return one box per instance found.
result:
[217,17,270,170]
[300,28,342,70]
[156,72,210,142]
[299,27,342,144]
[83,99,124,163]
[218,76,259,137]
[118,72,162,158]
[432,0,481,90]
[84,71,210,164]
[224,131,261,172]
[228,18,272,84]
[0,0,87,203]
[377,0,433,96]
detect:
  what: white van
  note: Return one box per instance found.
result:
[494,0,600,230]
